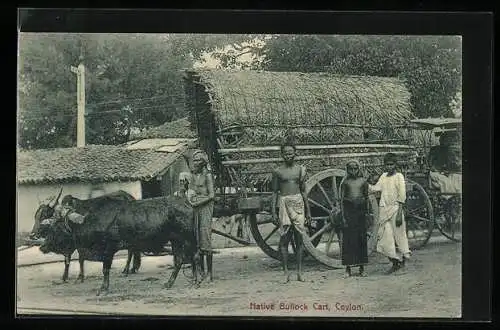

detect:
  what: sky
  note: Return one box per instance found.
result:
[193,37,267,69]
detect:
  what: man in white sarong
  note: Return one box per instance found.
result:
[368,153,411,274]
[272,139,312,283]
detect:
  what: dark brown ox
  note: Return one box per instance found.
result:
[39,194,202,295]
[31,190,141,283]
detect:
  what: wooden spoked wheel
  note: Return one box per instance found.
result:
[249,208,315,259]
[300,169,378,269]
[249,212,285,261]
[434,193,462,242]
[249,210,310,262]
[366,195,380,256]
[249,168,381,266]
[404,179,435,249]
[249,189,324,262]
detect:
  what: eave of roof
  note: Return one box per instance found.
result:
[410,118,462,129]
[17,142,190,185]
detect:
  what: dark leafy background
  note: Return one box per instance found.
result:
[18,34,461,150]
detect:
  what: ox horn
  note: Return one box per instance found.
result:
[50,187,63,207]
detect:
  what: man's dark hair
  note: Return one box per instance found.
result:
[384,152,398,164]
[280,133,296,153]
[280,142,296,153]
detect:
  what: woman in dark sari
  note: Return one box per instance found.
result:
[340,160,369,277]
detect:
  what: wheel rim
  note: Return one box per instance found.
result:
[404,179,435,249]
[249,168,379,266]
[249,212,291,261]
[435,195,462,242]
[300,169,347,268]
[301,169,380,268]
[366,195,379,256]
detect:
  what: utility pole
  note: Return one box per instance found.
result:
[71,55,86,147]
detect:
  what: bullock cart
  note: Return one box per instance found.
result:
[183,69,437,269]
[404,117,462,242]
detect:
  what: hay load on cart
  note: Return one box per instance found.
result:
[184,69,416,188]
[184,69,430,268]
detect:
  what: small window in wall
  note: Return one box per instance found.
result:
[141,178,163,199]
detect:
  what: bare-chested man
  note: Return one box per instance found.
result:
[188,150,215,281]
[271,141,311,283]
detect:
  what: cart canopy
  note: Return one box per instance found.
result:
[409,118,462,130]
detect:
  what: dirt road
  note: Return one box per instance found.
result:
[16,239,461,318]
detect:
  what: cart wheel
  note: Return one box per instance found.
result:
[301,169,379,269]
[249,212,286,261]
[291,169,352,268]
[405,179,435,249]
[301,168,344,268]
[366,194,379,256]
[435,195,462,242]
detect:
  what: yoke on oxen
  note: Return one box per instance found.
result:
[54,204,86,224]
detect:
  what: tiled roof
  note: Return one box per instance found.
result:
[17,144,189,184]
[129,117,197,140]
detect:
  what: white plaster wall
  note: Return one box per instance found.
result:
[163,156,191,196]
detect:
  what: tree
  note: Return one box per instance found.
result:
[18,33,255,149]
[260,35,462,119]
[19,34,460,149]
[195,36,268,70]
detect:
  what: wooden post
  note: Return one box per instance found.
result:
[71,58,86,147]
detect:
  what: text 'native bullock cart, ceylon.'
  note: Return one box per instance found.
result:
[183,69,438,268]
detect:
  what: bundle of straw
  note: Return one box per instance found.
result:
[197,70,411,122]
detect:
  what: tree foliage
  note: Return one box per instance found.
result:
[259,35,462,119]
[197,36,268,70]
[18,33,461,150]
[18,33,252,149]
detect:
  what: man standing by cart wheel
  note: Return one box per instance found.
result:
[339,160,370,278]
[368,153,411,274]
[188,150,215,282]
[271,138,312,283]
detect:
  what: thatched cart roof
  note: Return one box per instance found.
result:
[191,69,413,127]
[409,118,462,130]
[184,70,417,188]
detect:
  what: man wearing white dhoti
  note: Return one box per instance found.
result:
[271,139,312,283]
[368,153,411,274]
